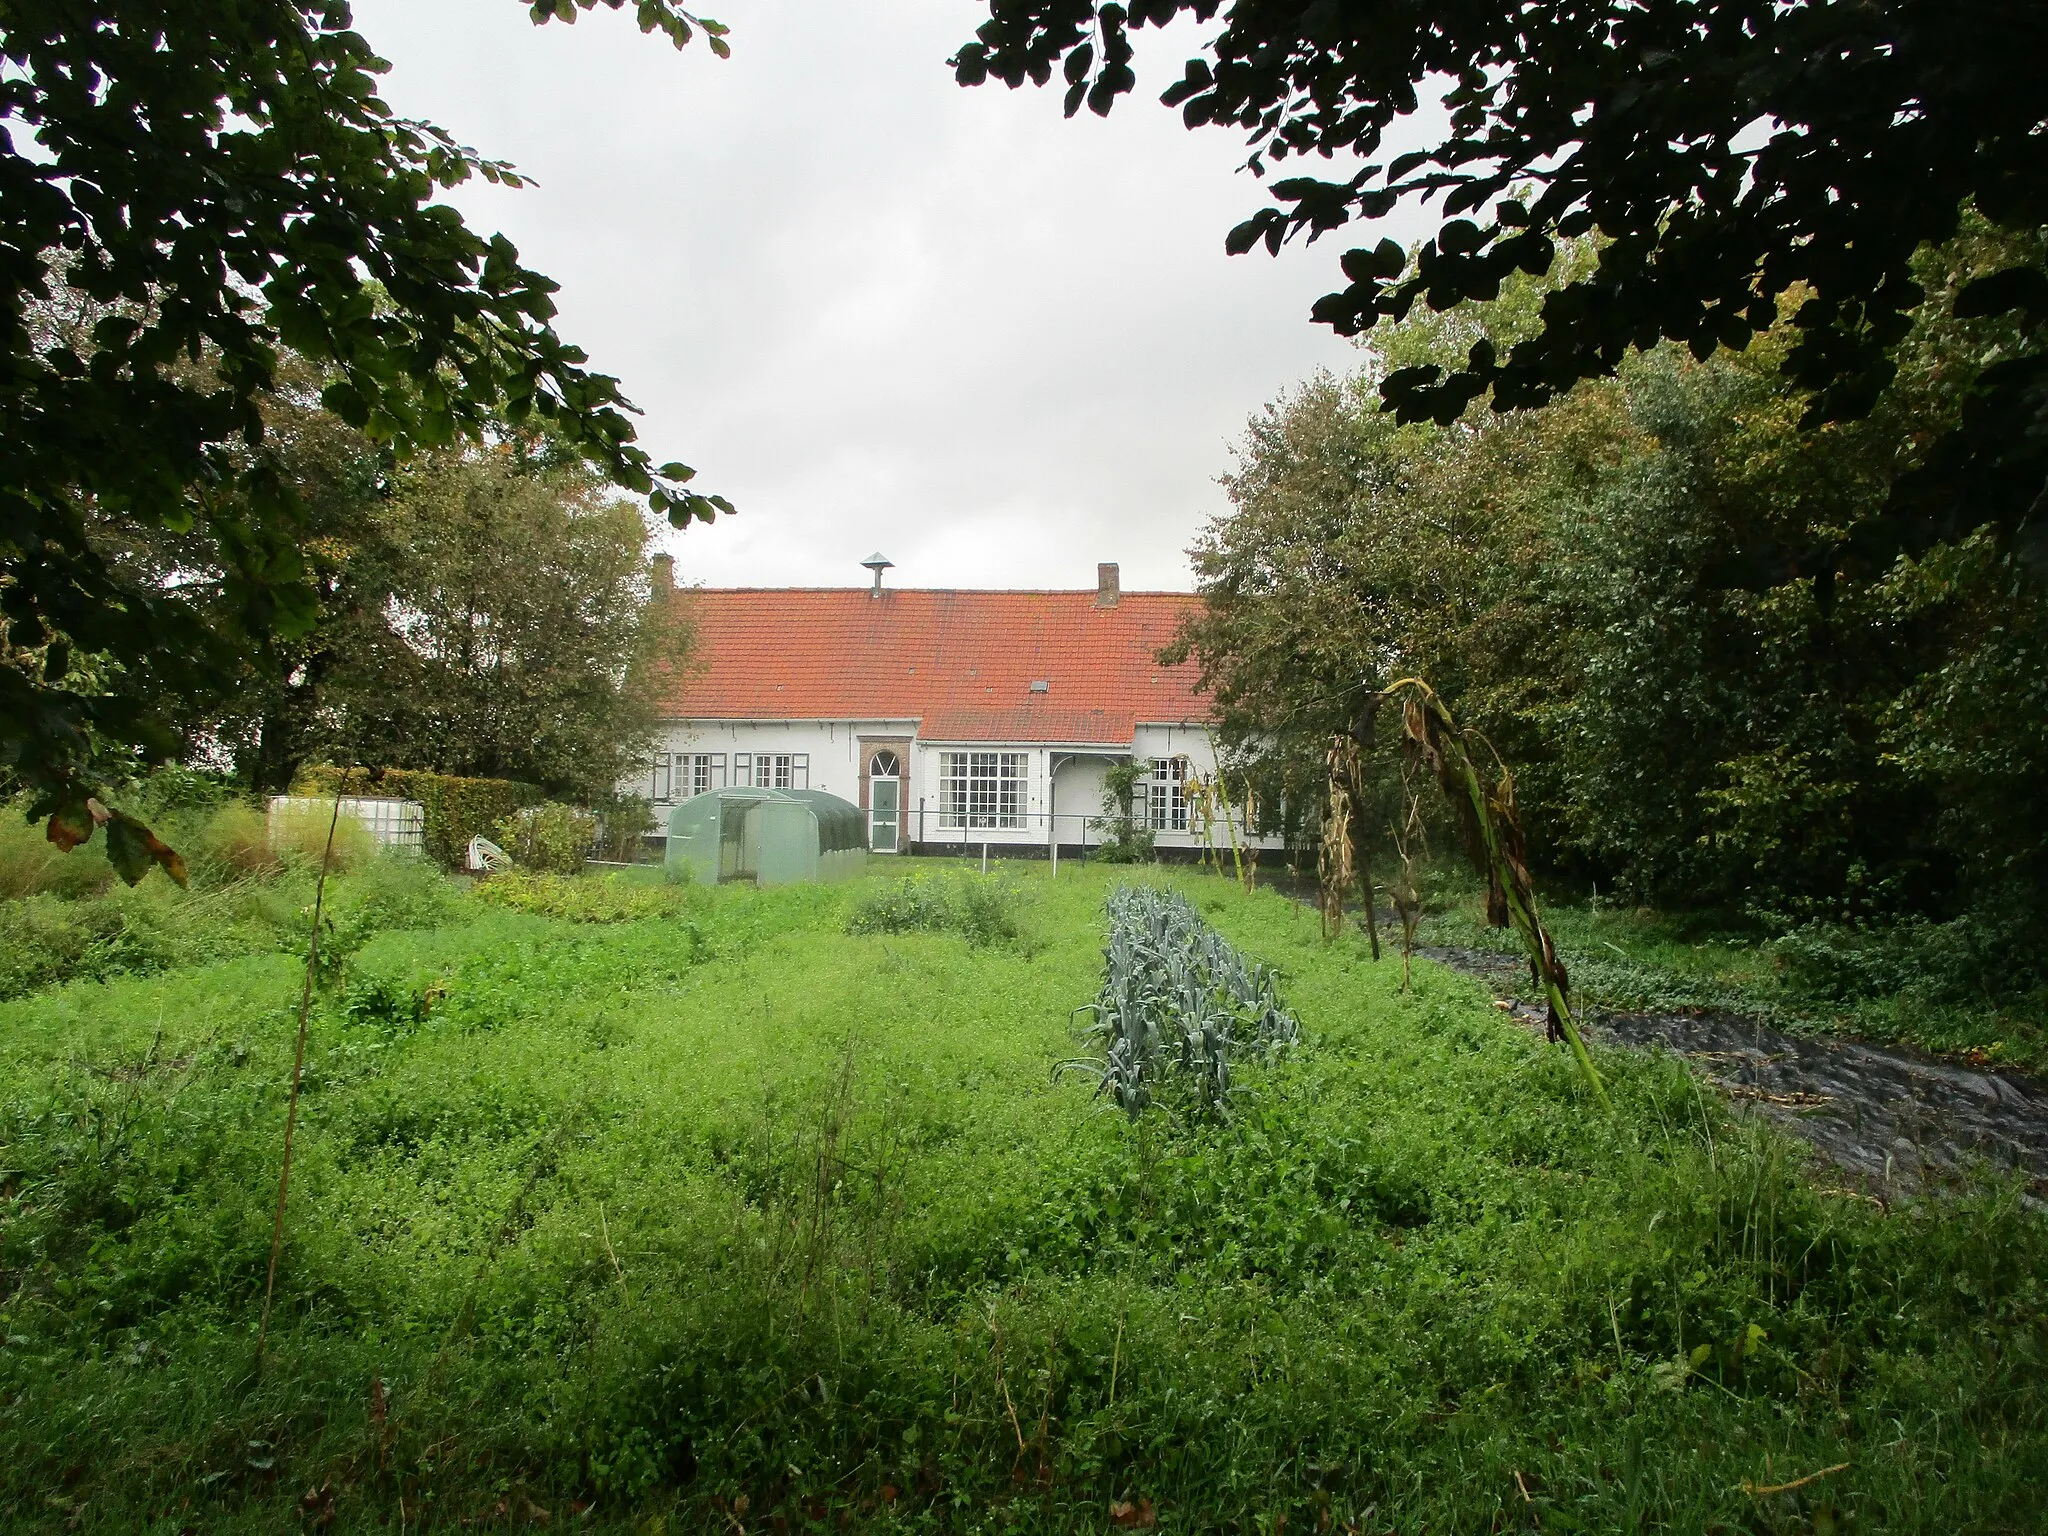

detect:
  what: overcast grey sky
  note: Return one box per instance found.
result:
[353,0,1442,592]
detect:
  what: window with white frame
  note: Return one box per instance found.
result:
[938,751,1028,830]
[683,753,726,797]
[653,752,731,803]
[733,752,752,787]
[1147,756,1188,832]
[754,752,808,790]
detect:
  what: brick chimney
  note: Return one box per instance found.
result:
[651,552,675,594]
[1095,562,1120,608]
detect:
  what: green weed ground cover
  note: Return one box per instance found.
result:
[0,863,2041,1532]
[1419,894,2048,1074]
[470,869,696,925]
[0,797,458,1002]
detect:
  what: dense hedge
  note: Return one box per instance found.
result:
[493,802,599,875]
[293,765,545,868]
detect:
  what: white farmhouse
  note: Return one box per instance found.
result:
[630,558,1272,860]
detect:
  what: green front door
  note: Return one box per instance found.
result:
[870,776,900,853]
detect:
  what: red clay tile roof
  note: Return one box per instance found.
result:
[657,588,1208,745]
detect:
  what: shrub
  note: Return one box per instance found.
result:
[591,792,656,862]
[0,814,463,1004]
[295,765,546,868]
[493,802,597,874]
[1090,760,1156,864]
[1770,914,2019,1005]
[123,763,235,818]
[846,871,1024,946]
[5,774,273,895]
[0,893,132,997]
[343,970,434,1033]
[954,874,1025,946]
[847,874,953,935]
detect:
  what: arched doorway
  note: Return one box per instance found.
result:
[867,749,902,853]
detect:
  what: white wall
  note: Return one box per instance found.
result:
[904,726,1282,853]
[631,719,919,810]
[1051,754,1110,849]
[1134,725,1283,853]
[628,719,1282,855]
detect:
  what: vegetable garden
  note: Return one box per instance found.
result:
[1070,884,1298,1118]
[0,858,2040,1532]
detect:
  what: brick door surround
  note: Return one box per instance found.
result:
[858,736,914,813]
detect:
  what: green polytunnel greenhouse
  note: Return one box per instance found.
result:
[665,788,869,887]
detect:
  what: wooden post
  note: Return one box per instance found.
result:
[1048,765,1057,875]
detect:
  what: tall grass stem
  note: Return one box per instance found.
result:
[257,753,352,1360]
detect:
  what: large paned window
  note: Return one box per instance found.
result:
[651,752,729,803]
[651,753,733,806]
[1147,756,1188,832]
[731,752,808,790]
[757,753,808,790]
[938,751,1028,829]
[685,753,725,798]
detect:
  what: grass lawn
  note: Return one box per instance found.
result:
[0,860,2042,1532]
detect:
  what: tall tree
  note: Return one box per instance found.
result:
[340,442,687,800]
[1178,234,2048,949]
[80,344,399,795]
[1,1,729,879]
[957,0,2048,575]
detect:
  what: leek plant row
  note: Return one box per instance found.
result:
[1068,884,1299,1118]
